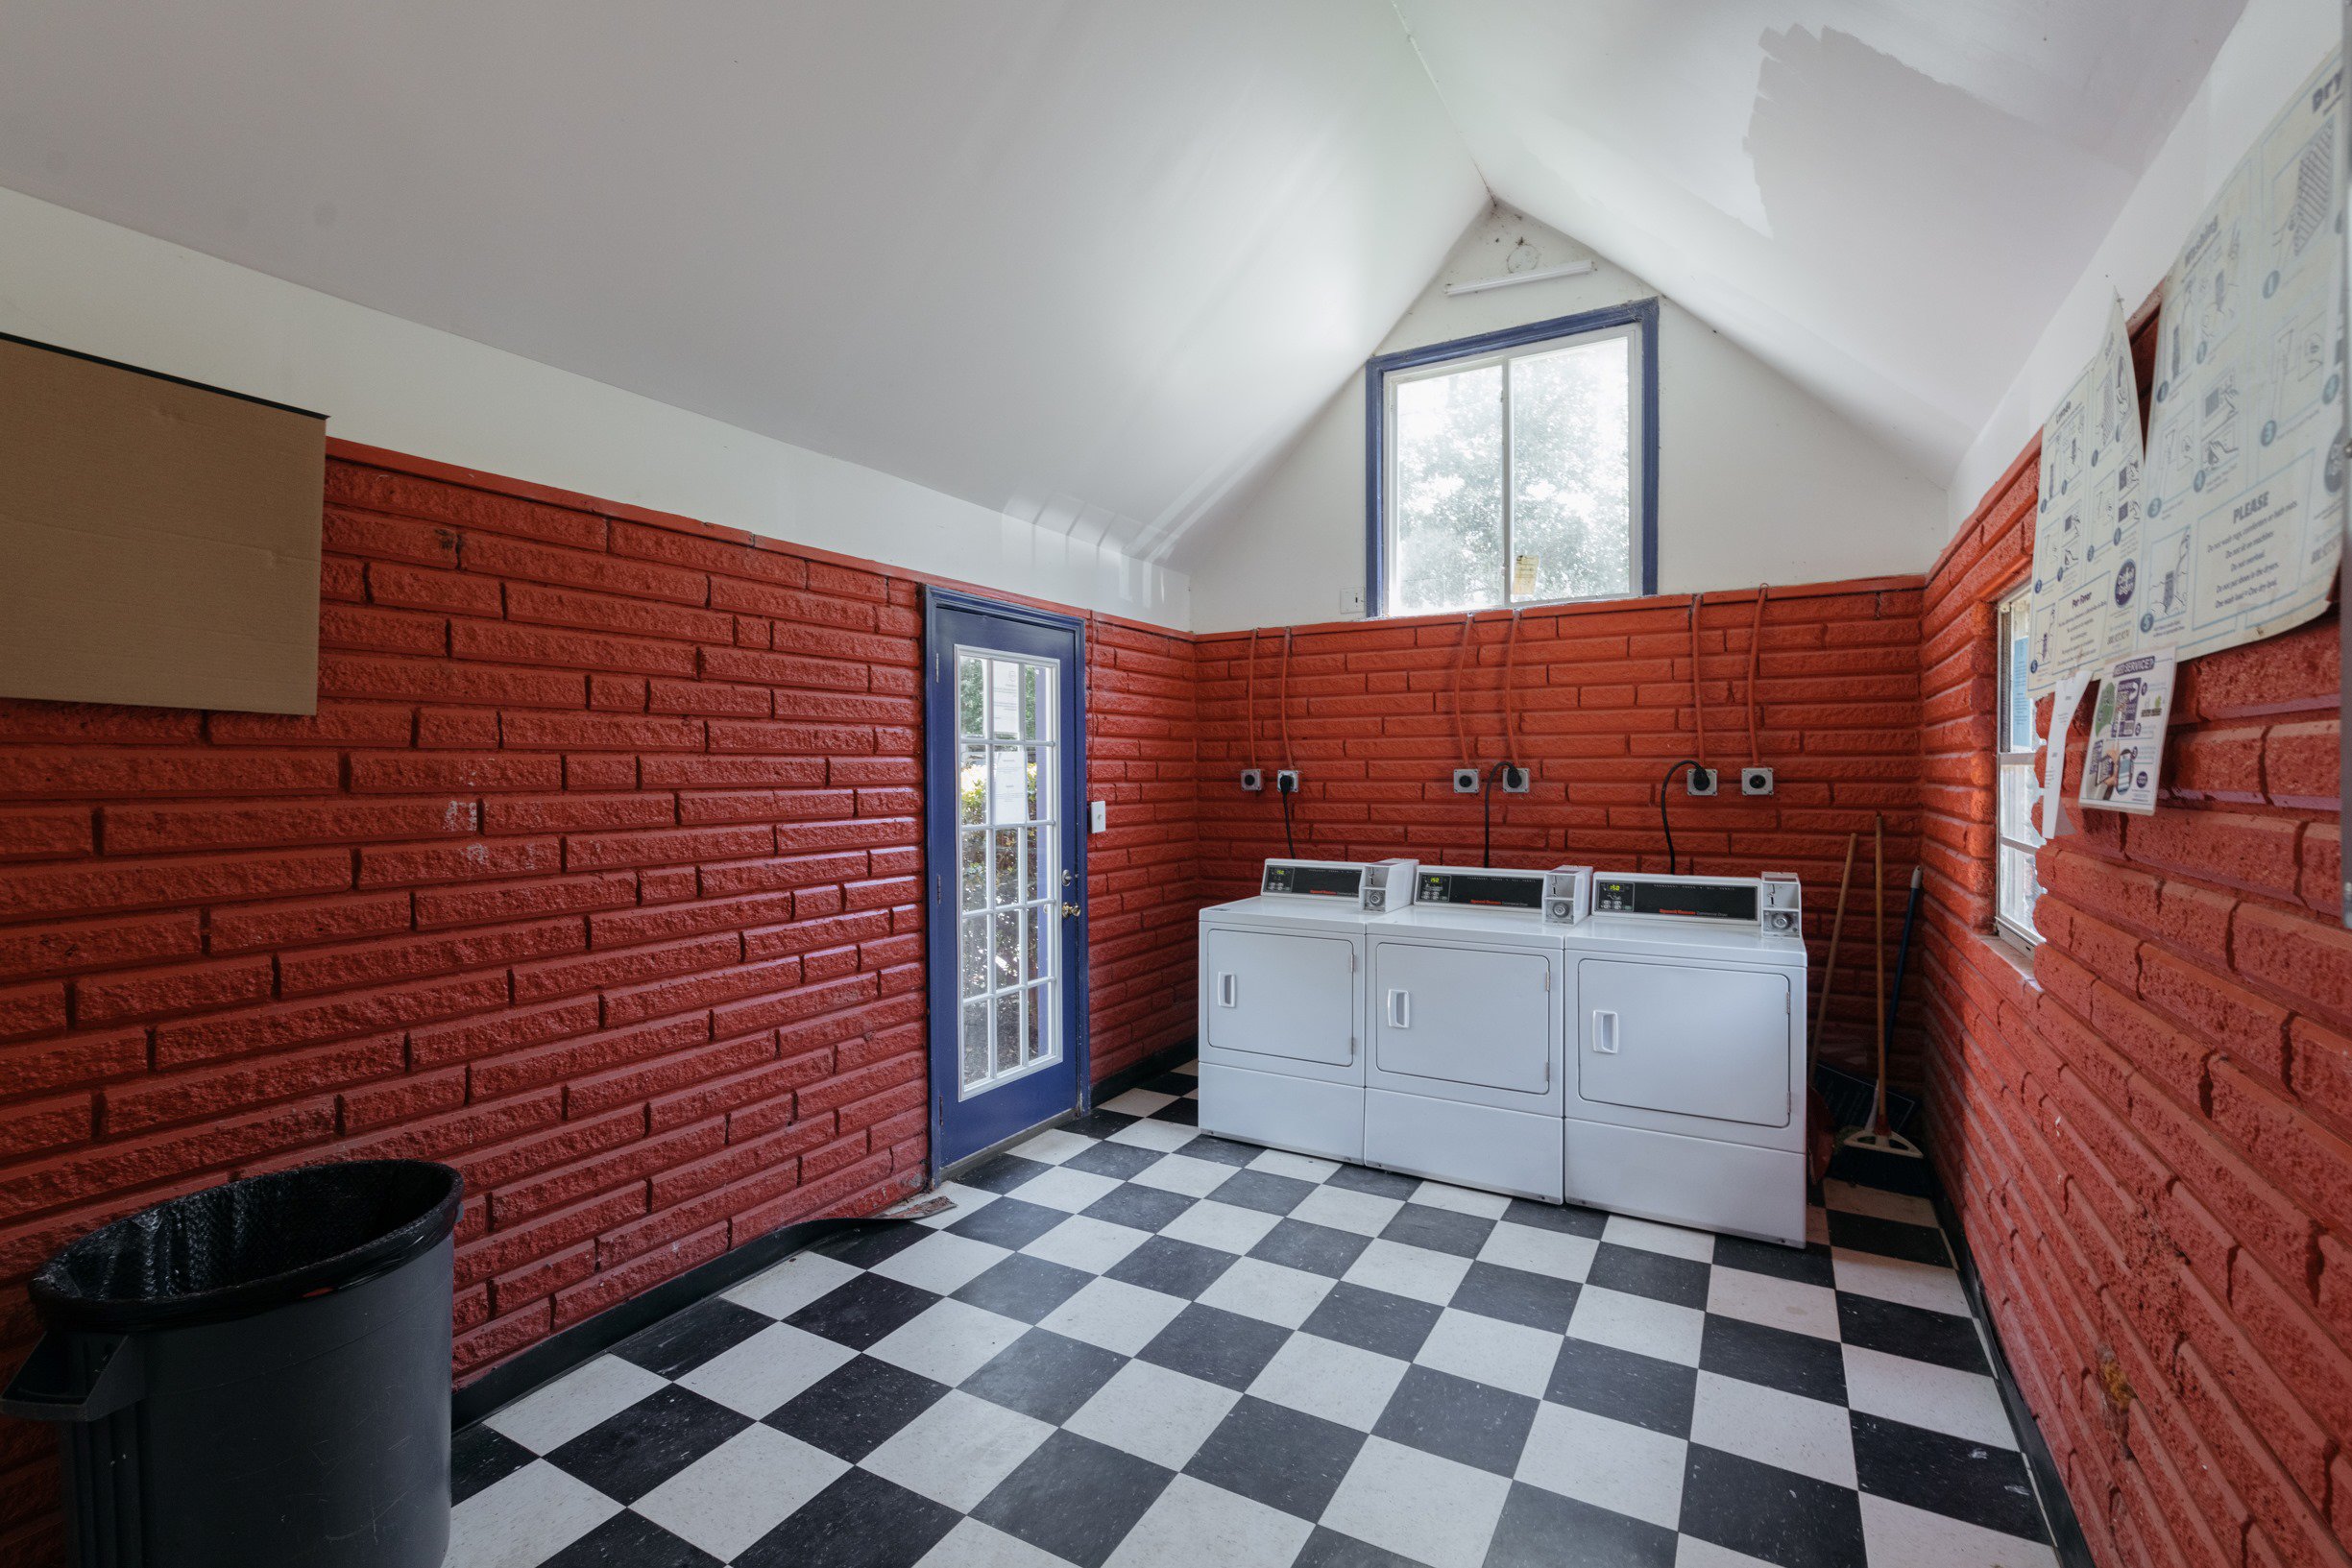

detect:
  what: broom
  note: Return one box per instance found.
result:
[1843,819,1924,1158]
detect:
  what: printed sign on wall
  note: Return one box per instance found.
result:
[2027,301,2146,696]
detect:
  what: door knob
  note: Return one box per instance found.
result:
[1060,901,1082,918]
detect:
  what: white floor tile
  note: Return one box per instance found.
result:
[1705,1266,1840,1340]
[1410,1181,1515,1219]
[915,1181,1005,1227]
[1015,1165,1125,1213]
[1842,1344,2017,1448]
[1103,1088,1178,1116]
[1064,1359,1242,1469]
[1104,1474,1315,1568]
[1515,1401,1688,1530]
[1602,1213,1717,1263]
[444,1461,618,1568]
[1024,1214,1149,1274]
[1478,1220,1597,1282]
[723,1249,863,1318]
[870,1229,1014,1294]
[869,1297,1030,1386]
[1195,1256,1336,1329]
[1248,1331,1409,1431]
[1343,1238,1473,1305]
[1249,1147,1341,1183]
[1676,1534,1783,1567]
[1321,1435,1515,1568]
[917,1518,1076,1568]
[633,1425,847,1561]
[674,1321,856,1418]
[1831,1248,1971,1316]
[481,1356,665,1452]
[1130,1152,1234,1197]
[1566,1285,1706,1366]
[1108,1118,1200,1152]
[1157,1197,1282,1255]
[1689,1370,1855,1488]
[1824,1179,1939,1229]
[1169,1059,1200,1075]
[1040,1275,1190,1354]
[1858,1493,2059,1568]
[1415,1308,1562,1398]
[1290,1184,1404,1238]
[861,1389,1056,1510]
[1011,1127,1097,1166]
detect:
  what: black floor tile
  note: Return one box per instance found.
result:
[1210,1169,1316,1215]
[961,1327,1127,1424]
[1150,1098,1200,1125]
[1249,1218,1372,1278]
[1586,1242,1711,1311]
[1836,1293,1989,1374]
[1176,1134,1261,1168]
[1504,1198,1609,1238]
[1142,1070,1199,1097]
[1325,1164,1421,1200]
[1107,1234,1238,1298]
[542,1509,723,1568]
[1850,1412,2048,1541]
[971,1430,1176,1568]
[1827,1211,1951,1267]
[1380,1202,1494,1259]
[1712,1234,1836,1289]
[1449,1260,1580,1334]
[765,1355,947,1461]
[450,1423,533,1504]
[958,1153,1055,1194]
[1063,1109,1140,1140]
[1370,1363,1539,1477]
[810,1223,930,1270]
[785,1273,942,1351]
[953,1252,1095,1323]
[737,1467,960,1568]
[1680,1445,1867,1568]
[1184,1395,1366,1520]
[1487,1481,1677,1568]
[1083,1182,1198,1234]
[613,1297,771,1379]
[546,1387,747,1504]
[1063,1140,1165,1180]
[1299,1281,1443,1361]
[1136,1302,1291,1389]
[945,1196,1068,1250]
[1699,1314,1848,1405]
[1545,1337,1699,1438]
[1292,1527,1425,1567]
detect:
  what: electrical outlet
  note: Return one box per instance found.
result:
[1339,587,1367,615]
[1275,769,1300,793]
[1239,768,1263,792]
[1090,801,1107,832]
[1740,766,1775,796]
[1500,764,1531,794]
[1685,766,1717,797]
[1452,767,1483,794]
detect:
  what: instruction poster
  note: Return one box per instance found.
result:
[2027,301,2146,695]
[2078,652,2177,815]
[2139,50,2346,665]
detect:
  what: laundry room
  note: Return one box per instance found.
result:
[0,6,2349,1568]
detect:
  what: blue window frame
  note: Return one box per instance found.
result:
[1365,299,1660,617]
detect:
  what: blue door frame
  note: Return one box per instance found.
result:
[922,586,1090,1172]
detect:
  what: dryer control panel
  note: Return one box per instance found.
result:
[1260,857,1418,911]
[1413,866,1546,912]
[1585,871,1803,935]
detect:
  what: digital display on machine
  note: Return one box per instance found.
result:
[1592,878,1758,921]
[1418,871,1544,909]
[1263,863,1362,898]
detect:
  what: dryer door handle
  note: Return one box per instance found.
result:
[1385,989,1410,1028]
[1217,973,1237,1008]
[1592,1009,1619,1054]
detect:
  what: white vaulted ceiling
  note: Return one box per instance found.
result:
[0,2,2248,560]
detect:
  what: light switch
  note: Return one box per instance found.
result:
[1089,800,1107,833]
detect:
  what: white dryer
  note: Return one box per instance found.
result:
[1197,858,1417,1163]
[1363,866,1566,1202]
[1554,870,1809,1246]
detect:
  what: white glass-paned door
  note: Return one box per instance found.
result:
[955,649,1060,1095]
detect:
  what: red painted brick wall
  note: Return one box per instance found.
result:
[1922,315,2352,1565]
[0,444,1199,1561]
[1193,585,1928,1079]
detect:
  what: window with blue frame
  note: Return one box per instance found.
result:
[1366,301,1658,617]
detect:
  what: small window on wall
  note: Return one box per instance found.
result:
[1368,302,1659,616]
[1995,588,2044,947]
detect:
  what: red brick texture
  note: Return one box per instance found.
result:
[1193,584,1928,1079]
[0,444,1199,1561]
[1923,329,2352,1559]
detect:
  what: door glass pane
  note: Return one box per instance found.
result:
[958,745,986,826]
[1022,664,1043,739]
[1511,335,1632,601]
[989,747,1025,823]
[1028,906,1050,981]
[1023,747,1042,821]
[959,830,986,910]
[993,908,1021,991]
[952,648,1063,1098]
[1025,830,1044,903]
[994,992,1022,1073]
[990,660,1021,737]
[1394,363,1505,615]
[992,830,1020,905]
[961,1001,987,1088]
[959,914,987,999]
[958,657,984,737]
[1026,983,1048,1061]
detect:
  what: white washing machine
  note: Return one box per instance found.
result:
[1197,858,1417,1163]
[1554,870,1809,1246]
[1363,866,1566,1202]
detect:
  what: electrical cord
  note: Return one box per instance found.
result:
[1745,586,1768,765]
[1659,758,1709,876]
[1482,760,1513,868]
[1244,626,1260,773]
[1278,771,1297,858]
[1686,594,1709,767]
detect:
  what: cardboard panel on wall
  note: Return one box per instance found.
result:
[0,335,325,714]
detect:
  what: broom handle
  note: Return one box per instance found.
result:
[1811,832,1857,1061]
[1872,814,1888,1136]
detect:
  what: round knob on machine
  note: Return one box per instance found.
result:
[1548,900,1570,919]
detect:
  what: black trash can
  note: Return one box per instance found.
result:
[2,1160,463,1568]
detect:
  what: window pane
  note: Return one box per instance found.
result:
[1511,336,1632,601]
[1998,762,2041,848]
[2000,599,2036,753]
[1999,845,2042,937]
[1394,363,1505,615]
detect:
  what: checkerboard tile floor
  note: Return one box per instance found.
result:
[448,1061,2059,1568]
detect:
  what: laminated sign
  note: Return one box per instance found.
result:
[2077,652,2176,816]
[2027,301,2146,696]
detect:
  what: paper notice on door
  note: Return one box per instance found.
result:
[2077,651,2177,816]
[2040,671,2096,839]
